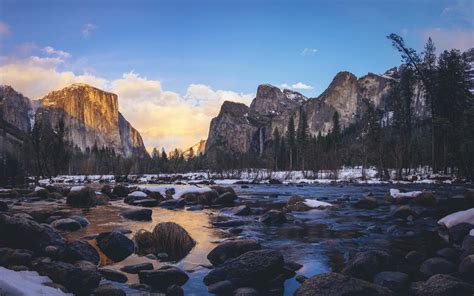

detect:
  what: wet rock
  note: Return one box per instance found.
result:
[203,249,284,287]
[51,218,82,231]
[207,239,261,266]
[138,265,189,290]
[214,192,237,205]
[66,187,96,207]
[461,234,474,257]
[187,205,204,211]
[464,189,474,204]
[287,195,305,206]
[405,250,426,265]
[93,284,126,296]
[220,205,252,216]
[413,191,437,206]
[96,231,134,262]
[95,194,110,205]
[341,250,392,281]
[260,210,287,225]
[0,248,34,266]
[63,240,100,265]
[419,257,456,278]
[0,214,66,252]
[74,260,97,272]
[449,223,474,244]
[390,206,416,219]
[354,196,379,209]
[167,284,185,296]
[208,280,234,294]
[232,287,259,296]
[112,184,129,197]
[112,227,132,234]
[294,272,394,296]
[0,201,8,212]
[99,268,128,283]
[284,261,303,272]
[373,271,409,292]
[35,260,101,295]
[159,199,186,209]
[458,255,474,283]
[121,208,152,221]
[296,275,308,283]
[131,198,159,207]
[213,220,246,228]
[411,274,474,296]
[121,262,154,274]
[183,190,219,205]
[100,184,112,196]
[436,247,458,262]
[70,215,90,227]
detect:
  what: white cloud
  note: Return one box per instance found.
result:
[42,46,71,59]
[441,0,474,27]
[0,56,254,151]
[291,82,313,90]
[0,21,10,38]
[82,23,98,38]
[301,48,318,56]
[422,28,474,52]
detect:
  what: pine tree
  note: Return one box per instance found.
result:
[272,128,281,170]
[423,37,438,172]
[296,109,309,170]
[286,116,296,170]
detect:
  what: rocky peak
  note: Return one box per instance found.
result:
[282,89,307,103]
[250,84,305,116]
[0,85,32,133]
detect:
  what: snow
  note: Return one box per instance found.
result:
[438,208,474,229]
[470,229,474,236]
[304,199,332,208]
[128,191,147,197]
[389,189,422,198]
[137,185,213,200]
[0,267,71,295]
[70,186,85,192]
[35,186,45,192]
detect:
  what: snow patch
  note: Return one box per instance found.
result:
[128,191,147,197]
[304,199,332,208]
[389,189,422,198]
[0,267,71,295]
[70,186,85,192]
[438,208,474,229]
[35,186,45,192]
[137,185,213,200]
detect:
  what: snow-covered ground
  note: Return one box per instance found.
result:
[35,166,461,186]
[0,267,71,296]
[438,208,474,229]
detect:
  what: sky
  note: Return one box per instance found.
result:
[0,0,473,151]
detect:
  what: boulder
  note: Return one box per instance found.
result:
[66,187,96,207]
[219,205,252,216]
[214,192,238,205]
[0,248,34,267]
[121,262,154,274]
[99,268,128,283]
[93,284,126,296]
[411,274,474,296]
[233,287,259,296]
[167,284,185,296]
[207,239,261,266]
[405,250,426,265]
[390,206,416,219]
[287,195,305,206]
[213,220,246,228]
[69,215,90,227]
[96,231,134,262]
[412,191,437,206]
[112,184,129,197]
[342,250,392,281]
[462,233,474,257]
[159,199,186,209]
[0,214,66,252]
[130,199,159,207]
[436,248,458,262]
[458,255,474,283]
[449,223,474,244]
[260,210,287,225]
[354,197,379,209]
[51,218,82,231]
[63,240,100,265]
[138,265,189,290]
[121,208,152,221]
[208,280,234,294]
[34,260,101,295]
[203,249,284,287]
[74,260,97,272]
[373,271,409,292]
[419,257,456,278]
[294,272,395,296]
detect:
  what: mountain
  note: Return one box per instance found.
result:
[37,83,147,157]
[0,85,33,133]
[204,68,427,159]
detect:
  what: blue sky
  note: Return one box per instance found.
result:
[0,0,473,150]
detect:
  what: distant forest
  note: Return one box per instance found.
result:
[1,34,473,184]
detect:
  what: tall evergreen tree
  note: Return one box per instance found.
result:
[286,116,296,170]
[296,109,309,170]
[272,128,281,170]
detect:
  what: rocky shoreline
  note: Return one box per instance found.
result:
[0,183,473,295]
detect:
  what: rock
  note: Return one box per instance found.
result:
[0,248,34,266]
[95,194,110,205]
[233,287,259,296]
[69,215,90,227]
[287,195,305,206]
[66,187,96,207]
[203,249,284,287]
[214,192,237,205]
[411,274,474,296]
[207,239,261,266]
[213,220,246,227]
[462,234,474,257]
[287,200,312,212]
[112,184,130,197]
[75,260,97,272]
[113,227,132,234]
[294,272,395,296]
[0,201,8,212]
[138,265,189,290]
[208,280,234,294]
[100,184,112,196]
[260,210,287,225]
[121,262,154,274]
[464,189,474,204]
[373,271,409,292]
[228,227,243,235]
[367,225,383,233]
[458,255,474,283]
[131,198,159,207]
[413,191,437,206]
[390,206,416,219]
[159,199,186,209]
[449,223,474,244]
[296,275,308,283]
[436,248,458,262]
[354,196,379,209]
[167,284,185,296]
[51,218,82,231]
[96,231,134,262]
[341,250,392,281]
[405,250,426,265]
[187,205,204,211]
[0,214,66,252]
[99,268,128,283]
[284,261,303,271]
[93,284,126,296]
[35,260,101,295]
[63,240,100,265]
[219,205,252,216]
[121,208,152,221]
[211,186,237,197]
[419,257,456,278]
